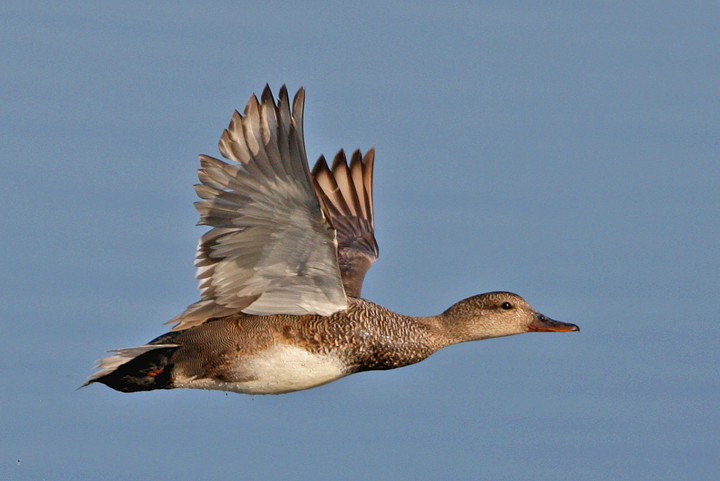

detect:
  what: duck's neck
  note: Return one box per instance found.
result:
[370,310,489,365]
[413,312,484,346]
[342,298,506,372]
[422,312,482,344]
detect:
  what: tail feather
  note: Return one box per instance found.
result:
[84,344,179,392]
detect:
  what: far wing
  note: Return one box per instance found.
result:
[169,85,347,331]
[312,149,378,298]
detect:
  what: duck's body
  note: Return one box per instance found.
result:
[96,297,444,394]
[92,293,576,394]
[87,85,578,395]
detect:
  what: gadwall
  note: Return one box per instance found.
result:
[87,85,578,395]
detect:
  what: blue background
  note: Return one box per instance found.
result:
[3,2,718,480]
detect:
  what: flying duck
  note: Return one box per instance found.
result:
[86,85,578,395]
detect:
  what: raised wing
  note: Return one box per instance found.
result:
[312,149,378,298]
[169,85,347,331]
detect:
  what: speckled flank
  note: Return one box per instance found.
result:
[272,299,449,372]
[163,298,451,394]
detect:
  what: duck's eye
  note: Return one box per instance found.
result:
[501,302,513,310]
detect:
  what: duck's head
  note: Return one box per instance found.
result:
[440,291,579,342]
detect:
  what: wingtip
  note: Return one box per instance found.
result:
[261,84,275,103]
[332,149,348,170]
[292,86,306,112]
[312,154,330,176]
[245,93,260,117]
[349,149,363,167]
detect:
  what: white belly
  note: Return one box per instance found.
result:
[178,344,347,395]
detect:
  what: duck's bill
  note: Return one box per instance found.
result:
[528,314,579,332]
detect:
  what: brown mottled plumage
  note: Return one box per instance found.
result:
[86,85,578,395]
